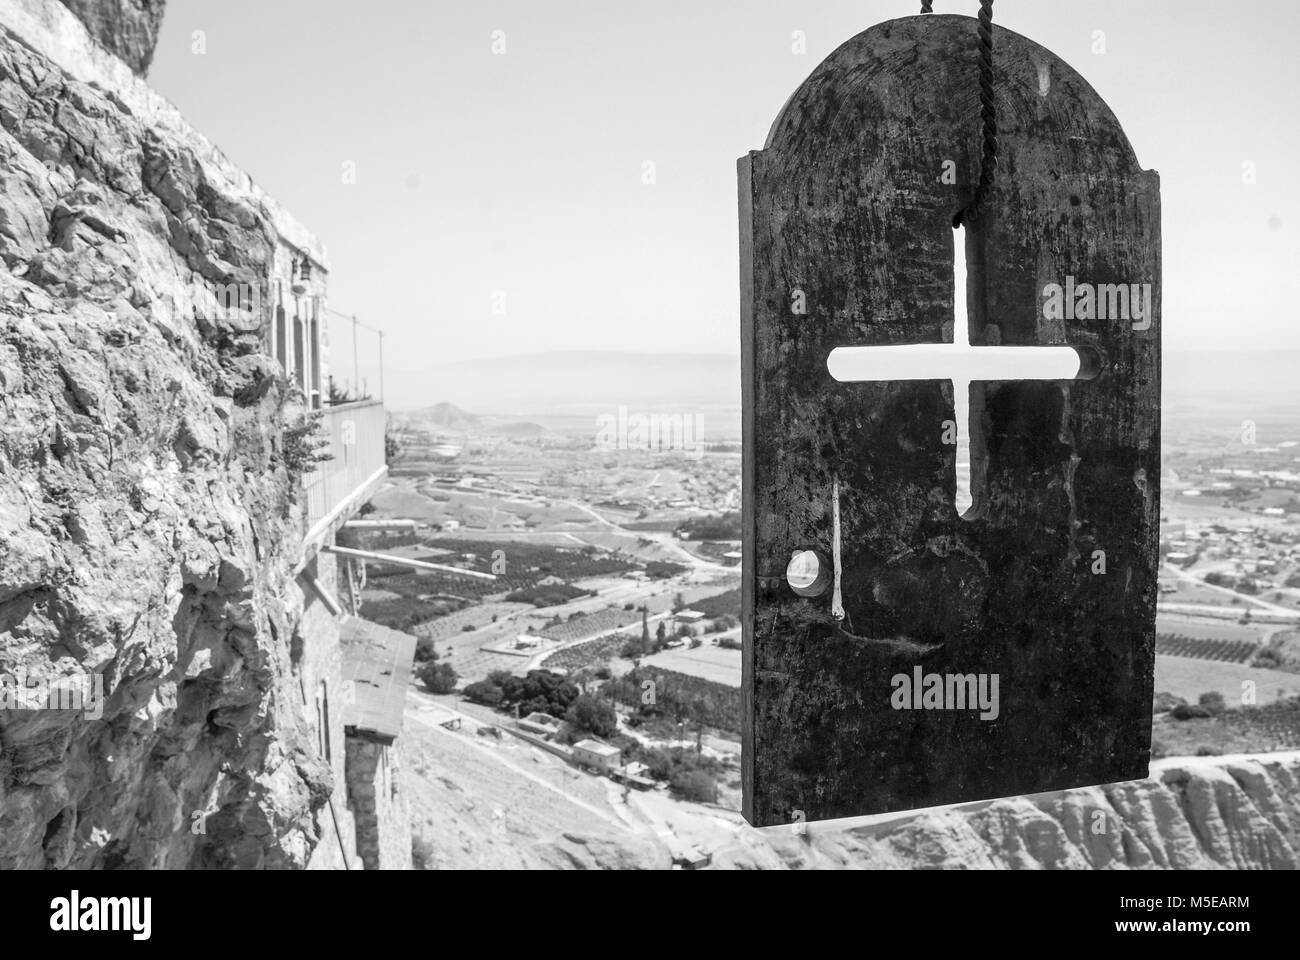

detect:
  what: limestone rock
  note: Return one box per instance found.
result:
[56,0,166,76]
[0,16,324,869]
[738,752,1300,869]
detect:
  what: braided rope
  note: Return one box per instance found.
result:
[972,0,997,207]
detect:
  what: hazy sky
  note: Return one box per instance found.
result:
[149,0,1299,390]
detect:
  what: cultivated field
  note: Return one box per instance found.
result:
[1153,654,1300,702]
[1154,613,1268,643]
[640,644,741,688]
[412,602,534,642]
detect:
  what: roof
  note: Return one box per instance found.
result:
[572,739,621,757]
[340,616,417,744]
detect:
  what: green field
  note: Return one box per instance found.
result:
[1154,654,1300,703]
[1153,696,1300,757]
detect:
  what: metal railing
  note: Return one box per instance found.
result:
[303,399,387,539]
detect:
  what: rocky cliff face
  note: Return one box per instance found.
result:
[57,0,164,75]
[0,13,330,868]
[403,689,1300,870]
[713,752,1300,869]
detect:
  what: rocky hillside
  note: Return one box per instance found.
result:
[405,697,1300,870]
[57,0,165,75]
[711,752,1300,869]
[0,11,330,867]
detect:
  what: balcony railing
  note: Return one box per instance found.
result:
[303,399,388,552]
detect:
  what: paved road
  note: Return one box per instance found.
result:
[1165,564,1297,618]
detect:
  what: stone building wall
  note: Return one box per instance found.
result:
[0,0,342,868]
[344,736,411,870]
[300,546,360,871]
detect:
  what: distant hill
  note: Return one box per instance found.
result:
[413,402,480,430]
[398,401,545,438]
[387,351,742,441]
[389,351,740,416]
[387,349,1297,444]
[495,421,545,437]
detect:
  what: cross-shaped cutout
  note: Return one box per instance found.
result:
[827,226,1099,517]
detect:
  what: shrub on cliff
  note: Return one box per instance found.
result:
[280,408,331,480]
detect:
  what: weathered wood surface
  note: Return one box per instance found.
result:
[740,14,1161,826]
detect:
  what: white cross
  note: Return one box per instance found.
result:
[827,226,1088,516]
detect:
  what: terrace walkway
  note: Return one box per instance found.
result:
[303,399,388,557]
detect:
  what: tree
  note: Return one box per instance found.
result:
[641,610,650,647]
[414,637,438,663]
[669,768,716,803]
[327,379,356,405]
[1198,691,1227,715]
[655,621,667,646]
[495,670,580,717]
[565,693,618,739]
[672,592,686,613]
[463,680,504,706]
[418,660,458,694]
[385,427,404,465]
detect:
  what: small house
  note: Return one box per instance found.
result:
[572,739,622,772]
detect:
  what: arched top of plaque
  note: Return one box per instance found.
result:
[762,14,1150,220]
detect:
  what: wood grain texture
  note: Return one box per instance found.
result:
[740,14,1161,826]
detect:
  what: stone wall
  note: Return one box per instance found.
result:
[345,736,411,869]
[0,0,338,868]
[300,546,360,870]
